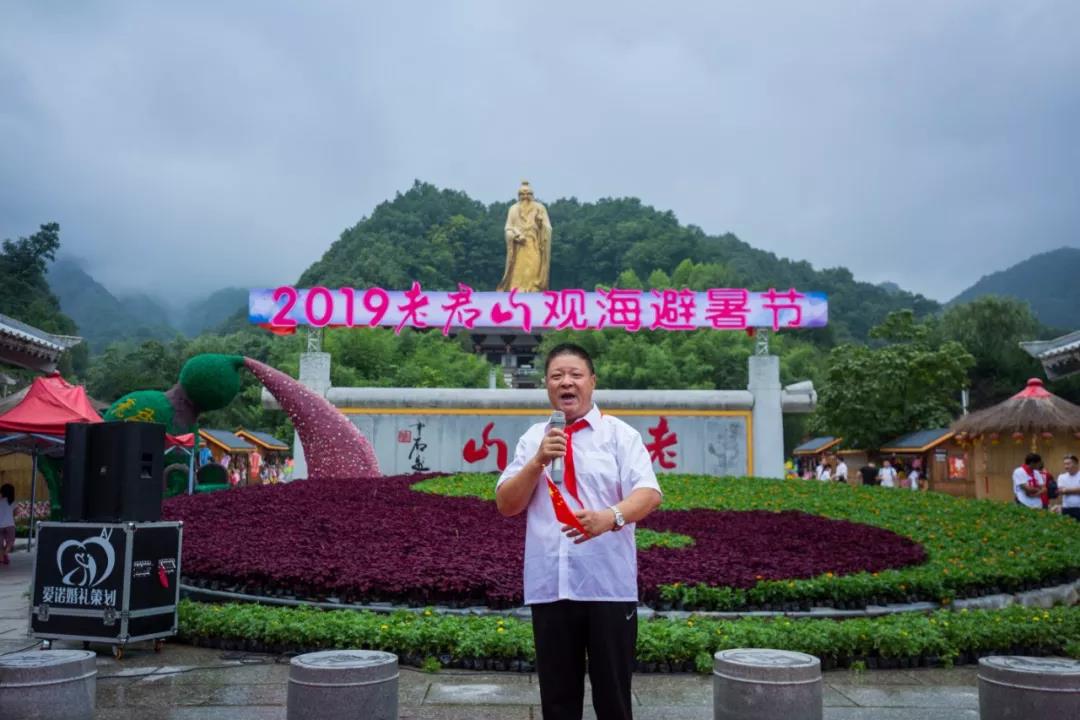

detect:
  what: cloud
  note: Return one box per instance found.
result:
[1,1,1078,305]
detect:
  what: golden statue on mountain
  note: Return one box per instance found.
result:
[497,180,552,292]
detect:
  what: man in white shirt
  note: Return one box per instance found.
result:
[1057,454,1080,521]
[1013,453,1045,509]
[835,458,848,484]
[497,343,662,720]
[877,459,898,488]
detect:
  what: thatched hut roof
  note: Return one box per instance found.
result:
[951,378,1080,436]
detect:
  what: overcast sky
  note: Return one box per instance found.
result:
[2,2,1078,306]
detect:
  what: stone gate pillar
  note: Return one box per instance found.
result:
[292,351,331,480]
[748,355,784,478]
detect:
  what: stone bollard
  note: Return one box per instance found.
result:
[713,648,822,720]
[0,649,97,720]
[977,656,1080,719]
[287,649,399,720]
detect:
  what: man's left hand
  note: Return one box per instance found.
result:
[562,508,614,544]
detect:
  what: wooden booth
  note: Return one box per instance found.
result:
[234,428,290,483]
[879,429,972,497]
[199,429,256,485]
[792,436,842,479]
[951,378,1080,503]
[234,428,289,459]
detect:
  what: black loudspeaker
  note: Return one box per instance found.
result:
[61,422,92,521]
[67,422,165,522]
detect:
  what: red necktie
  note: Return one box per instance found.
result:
[562,418,590,506]
[545,417,592,538]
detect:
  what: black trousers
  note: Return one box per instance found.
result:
[531,600,637,720]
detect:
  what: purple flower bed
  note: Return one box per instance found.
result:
[165,474,925,608]
[639,509,926,599]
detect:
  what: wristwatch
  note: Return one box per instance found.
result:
[609,505,626,531]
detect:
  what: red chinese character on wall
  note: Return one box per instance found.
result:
[597,288,643,331]
[649,289,697,330]
[762,288,805,330]
[542,289,589,330]
[645,416,678,469]
[705,289,750,329]
[397,430,412,444]
[462,422,509,471]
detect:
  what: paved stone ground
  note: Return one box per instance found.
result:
[1,541,983,719]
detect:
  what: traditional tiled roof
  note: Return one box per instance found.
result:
[0,313,82,372]
[1021,330,1080,380]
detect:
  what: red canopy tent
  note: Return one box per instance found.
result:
[0,373,102,550]
[0,372,102,435]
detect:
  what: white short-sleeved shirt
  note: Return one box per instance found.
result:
[817,468,831,481]
[908,470,920,491]
[0,499,13,529]
[878,467,897,488]
[1058,471,1080,509]
[835,462,848,481]
[1013,467,1043,508]
[497,405,662,605]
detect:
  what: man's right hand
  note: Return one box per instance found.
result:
[534,428,567,467]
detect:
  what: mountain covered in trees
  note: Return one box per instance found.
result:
[47,258,180,353]
[46,259,252,353]
[299,181,940,342]
[949,247,1080,330]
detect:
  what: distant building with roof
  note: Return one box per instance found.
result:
[0,313,82,373]
[199,429,256,459]
[234,428,289,454]
[1021,330,1080,380]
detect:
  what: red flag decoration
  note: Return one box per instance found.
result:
[546,478,589,539]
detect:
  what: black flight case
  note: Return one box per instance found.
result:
[29,521,183,659]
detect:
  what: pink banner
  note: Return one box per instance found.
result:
[250,284,828,335]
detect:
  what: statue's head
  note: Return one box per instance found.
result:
[517,181,534,203]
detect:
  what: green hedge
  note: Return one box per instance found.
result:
[178,600,1080,672]
[416,474,1080,611]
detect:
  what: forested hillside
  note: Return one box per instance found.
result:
[299,182,940,343]
[950,247,1080,330]
[47,258,179,353]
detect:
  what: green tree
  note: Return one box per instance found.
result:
[85,339,187,402]
[809,311,975,450]
[938,296,1044,407]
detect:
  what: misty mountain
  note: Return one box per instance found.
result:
[47,258,180,353]
[180,287,249,336]
[949,247,1080,330]
[117,292,174,330]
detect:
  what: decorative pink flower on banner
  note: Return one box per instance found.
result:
[243,357,380,479]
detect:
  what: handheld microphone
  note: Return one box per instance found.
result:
[549,410,566,484]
